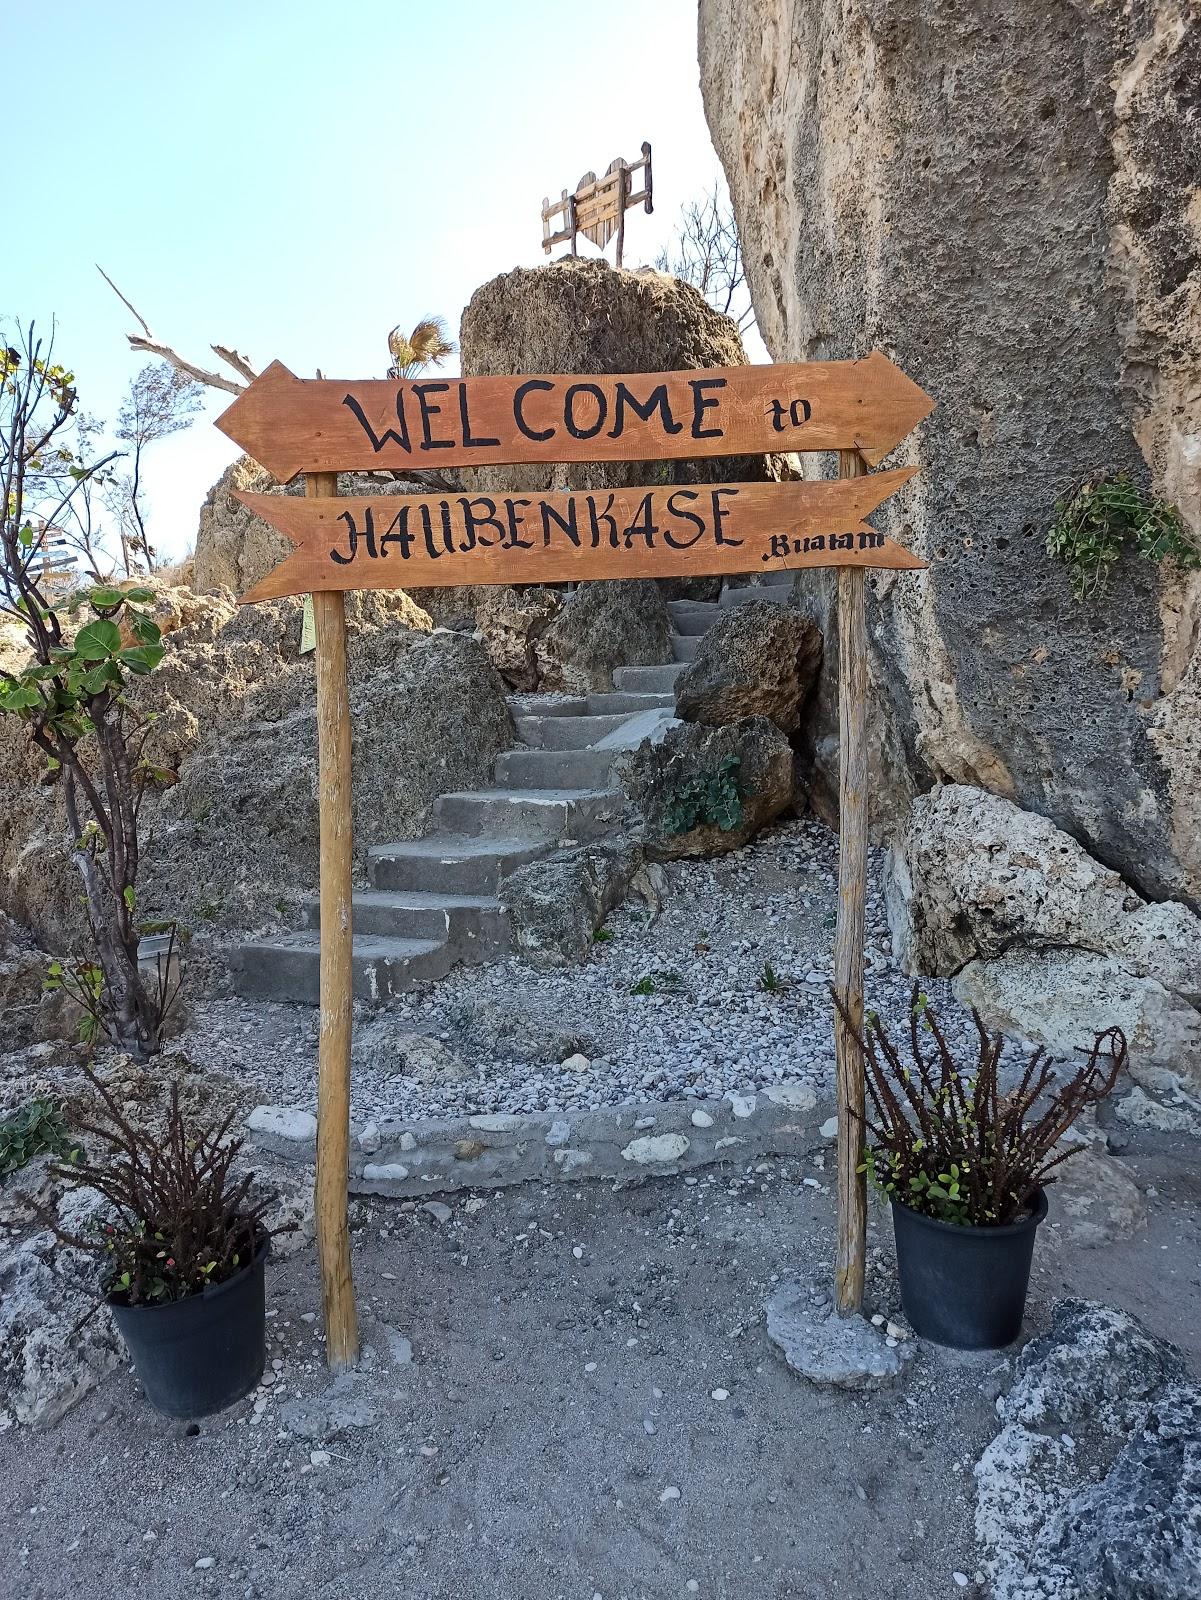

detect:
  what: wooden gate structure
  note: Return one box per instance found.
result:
[541,143,653,268]
[218,353,933,1367]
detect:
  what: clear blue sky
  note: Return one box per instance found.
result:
[7,0,739,562]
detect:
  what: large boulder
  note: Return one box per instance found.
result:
[616,716,796,860]
[700,0,1201,906]
[975,1301,1201,1599]
[674,601,822,733]
[535,579,671,693]
[888,785,1201,1078]
[0,1236,121,1429]
[501,838,657,967]
[472,585,563,691]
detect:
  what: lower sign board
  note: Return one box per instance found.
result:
[235,469,923,601]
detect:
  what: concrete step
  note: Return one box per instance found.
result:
[433,786,620,839]
[666,601,720,635]
[505,693,589,719]
[672,633,702,663]
[515,711,640,749]
[495,745,618,790]
[612,663,684,693]
[368,833,549,893]
[585,690,677,716]
[301,888,507,953]
[720,583,794,608]
[230,933,452,1005]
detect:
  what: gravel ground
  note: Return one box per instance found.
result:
[5,1130,1199,1600]
[177,817,1018,1125]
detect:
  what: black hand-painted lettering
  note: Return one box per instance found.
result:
[513,379,555,442]
[767,398,787,433]
[689,377,727,440]
[711,487,741,545]
[459,496,504,550]
[458,383,500,449]
[607,381,684,440]
[341,392,412,454]
[623,493,657,548]
[663,489,706,549]
[564,383,607,440]
[412,382,453,451]
[330,507,376,564]
[540,498,580,548]
[504,498,535,549]
[586,493,619,549]
[378,507,415,561]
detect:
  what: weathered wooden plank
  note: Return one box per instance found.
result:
[308,472,359,1371]
[833,447,870,1317]
[216,354,934,482]
[234,470,924,602]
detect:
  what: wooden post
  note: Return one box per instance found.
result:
[614,163,628,270]
[833,446,869,1315]
[307,470,359,1370]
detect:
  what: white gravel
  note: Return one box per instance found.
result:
[177,816,1009,1124]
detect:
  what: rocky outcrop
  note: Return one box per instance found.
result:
[472,586,563,691]
[700,0,1201,906]
[501,839,659,967]
[0,582,511,951]
[674,601,822,733]
[976,1300,1201,1599]
[887,785,1201,1078]
[535,580,671,694]
[0,1235,121,1429]
[0,914,50,1054]
[617,717,797,860]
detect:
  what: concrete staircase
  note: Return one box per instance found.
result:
[229,581,793,1005]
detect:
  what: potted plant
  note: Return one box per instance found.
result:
[838,990,1127,1349]
[49,1071,285,1418]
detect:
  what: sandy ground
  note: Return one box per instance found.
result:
[4,1107,1199,1600]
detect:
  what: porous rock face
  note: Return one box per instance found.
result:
[0,579,512,949]
[616,716,797,860]
[501,838,651,967]
[975,1300,1201,1599]
[887,785,1201,1078]
[535,580,671,693]
[0,1238,122,1429]
[674,601,823,733]
[700,0,1201,905]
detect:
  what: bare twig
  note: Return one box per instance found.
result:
[96,265,253,395]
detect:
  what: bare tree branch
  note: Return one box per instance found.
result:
[96,265,253,395]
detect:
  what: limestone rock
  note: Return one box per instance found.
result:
[0,913,50,1053]
[975,1300,1201,1598]
[473,586,563,691]
[0,1236,121,1429]
[501,838,647,967]
[954,949,1201,1083]
[352,1024,469,1085]
[617,716,797,860]
[534,580,671,694]
[700,0,1201,904]
[674,601,823,734]
[765,1279,912,1389]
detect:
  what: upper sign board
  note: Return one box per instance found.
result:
[215,353,932,482]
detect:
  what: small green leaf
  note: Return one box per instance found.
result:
[74,619,122,661]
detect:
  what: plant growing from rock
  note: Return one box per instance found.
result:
[1,322,177,1060]
[660,752,743,835]
[1046,473,1200,600]
[46,1069,283,1306]
[834,988,1127,1226]
[0,1097,77,1181]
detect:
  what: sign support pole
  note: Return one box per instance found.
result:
[307,469,359,1370]
[833,445,869,1316]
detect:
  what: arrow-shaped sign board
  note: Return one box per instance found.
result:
[216,352,932,483]
[236,470,923,603]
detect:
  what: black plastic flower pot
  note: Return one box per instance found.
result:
[108,1238,269,1418]
[891,1189,1048,1350]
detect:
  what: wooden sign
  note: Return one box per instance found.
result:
[215,353,933,483]
[236,471,922,602]
[542,143,652,267]
[221,351,934,1369]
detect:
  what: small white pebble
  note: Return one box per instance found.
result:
[573,1246,584,1260]
[953,1574,969,1589]
[871,1314,886,1328]
[194,1557,216,1569]
[309,1450,331,1467]
[687,1584,699,1595]
[711,1388,729,1401]
[584,1361,598,1373]
[660,1485,681,1503]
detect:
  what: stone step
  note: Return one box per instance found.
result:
[672,633,702,663]
[368,834,549,893]
[666,601,720,636]
[720,582,794,608]
[515,711,641,750]
[612,663,685,692]
[494,745,618,790]
[301,888,507,953]
[433,785,620,840]
[585,690,677,716]
[230,933,452,1005]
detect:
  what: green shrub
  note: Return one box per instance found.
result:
[661,753,742,835]
[0,1098,75,1182]
[1046,473,1200,600]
